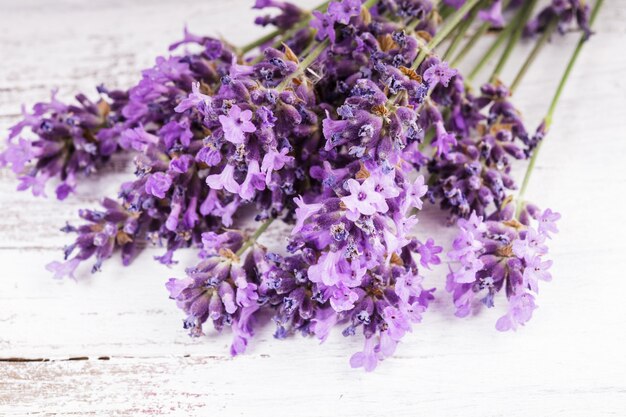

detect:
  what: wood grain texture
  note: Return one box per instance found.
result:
[1,0,625,415]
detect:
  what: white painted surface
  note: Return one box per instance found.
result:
[0,0,625,415]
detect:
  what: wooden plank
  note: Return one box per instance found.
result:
[1,355,623,416]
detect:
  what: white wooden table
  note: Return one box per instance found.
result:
[1,1,625,415]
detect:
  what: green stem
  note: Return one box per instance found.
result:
[240,29,282,54]
[544,3,603,127]
[489,0,538,82]
[362,0,379,9]
[442,0,483,61]
[451,0,513,67]
[516,0,604,215]
[509,17,558,94]
[276,38,329,91]
[298,37,318,58]
[418,126,436,152]
[467,21,514,82]
[411,0,483,70]
[235,218,275,257]
[439,4,455,21]
[452,22,489,67]
[406,17,421,33]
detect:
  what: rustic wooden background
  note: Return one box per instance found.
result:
[1,0,625,415]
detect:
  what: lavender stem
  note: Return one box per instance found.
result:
[276,38,329,91]
[516,0,604,215]
[509,16,558,94]
[235,217,275,257]
[467,4,524,82]
[411,0,483,70]
[489,0,538,82]
[442,0,484,61]
[451,0,513,67]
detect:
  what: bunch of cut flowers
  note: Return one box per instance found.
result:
[1,0,602,371]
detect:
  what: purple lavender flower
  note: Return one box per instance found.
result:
[478,0,505,27]
[432,121,457,158]
[261,148,295,185]
[341,177,389,220]
[257,252,318,338]
[495,292,536,331]
[174,82,212,113]
[427,82,530,219]
[446,204,559,330]
[145,172,172,199]
[349,336,378,371]
[166,247,258,348]
[328,0,362,24]
[282,158,438,370]
[292,196,323,235]
[415,238,443,269]
[46,198,143,278]
[523,255,553,292]
[218,105,257,144]
[311,10,338,42]
[443,0,466,9]
[119,126,160,152]
[253,0,305,30]
[423,59,458,88]
[537,208,561,235]
[1,137,34,174]
[206,163,241,194]
[1,90,124,200]
[3,29,242,203]
[526,0,592,39]
[166,230,266,353]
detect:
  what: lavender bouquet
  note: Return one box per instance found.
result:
[1,0,602,371]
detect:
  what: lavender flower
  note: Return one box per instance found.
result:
[478,0,505,27]
[526,0,592,39]
[281,158,439,370]
[46,198,142,278]
[166,229,266,354]
[218,105,257,144]
[423,59,458,88]
[145,172,173,199]
[432,121,457,158]
[47,30,326,276]
[311,10,338,43]
[328,0,362,24]
[253,0,305,30]
[260,252,320,338]
[446,204,559,330]
[1,90,125,199]
[341,177,390,219]
[427,82,530,219]
[2,29,238,201]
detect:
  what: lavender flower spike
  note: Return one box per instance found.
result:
[1,89,125,199]
[446,203,559,330]
[166,229,268,355]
